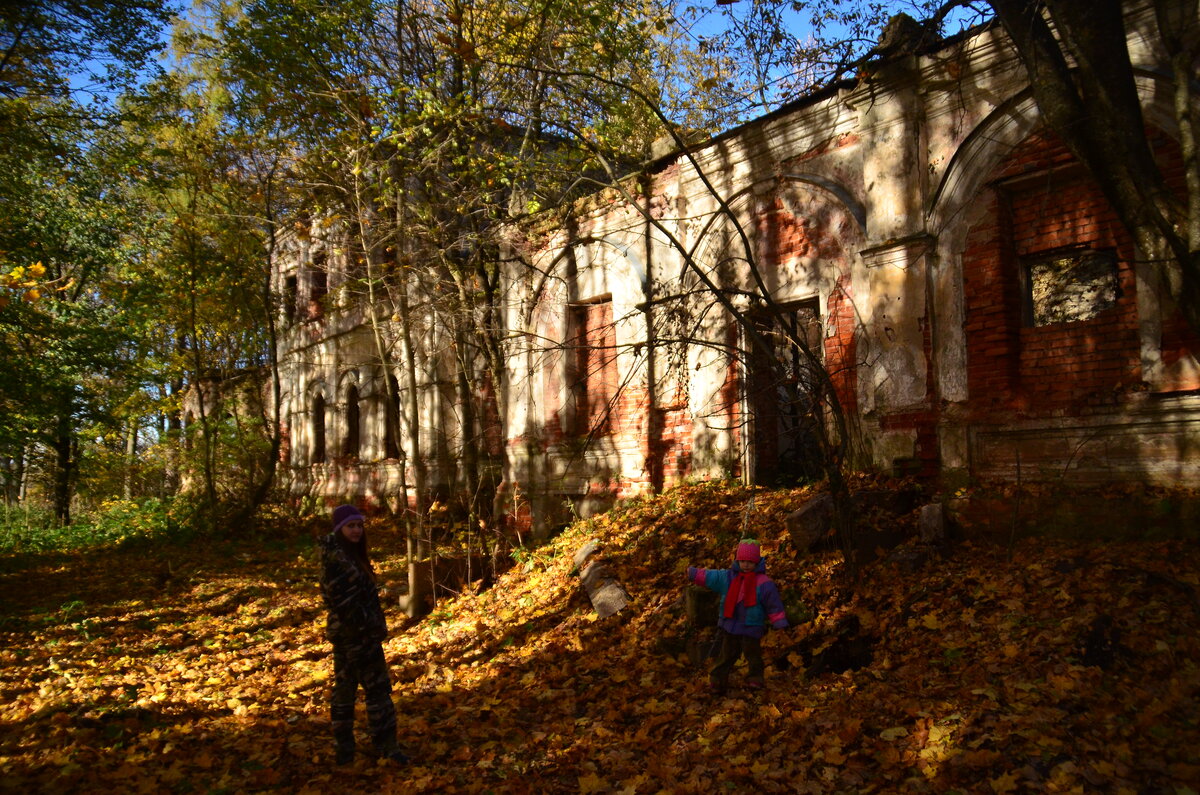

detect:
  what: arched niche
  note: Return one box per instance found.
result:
[926,67,1193,405]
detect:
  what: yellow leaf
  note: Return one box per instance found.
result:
[578,772,608,793]
[990,772,1019,793]
[880,726,908,741]
[921,614,941,630]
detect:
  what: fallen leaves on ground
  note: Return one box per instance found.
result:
[1,480,1198,793]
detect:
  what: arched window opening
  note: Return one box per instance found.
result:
[343,385,361,458]
[384,374,401,459]
[308,252,328,321]
[312,394,326,464]
[283,275,297,324]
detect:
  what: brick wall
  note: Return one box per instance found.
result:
[647,400,695,489]
[963,131,1144,419]
[762,198,818,265]
[824,274,858,416]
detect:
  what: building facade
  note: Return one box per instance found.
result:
[273,0,1199,533]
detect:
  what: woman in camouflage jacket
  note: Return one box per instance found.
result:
[319,504,407,765]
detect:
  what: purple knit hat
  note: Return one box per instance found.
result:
[332,504,364,535]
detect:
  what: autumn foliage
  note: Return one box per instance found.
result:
[2,481,1198,793]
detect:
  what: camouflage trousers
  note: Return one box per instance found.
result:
[330,639,397,752]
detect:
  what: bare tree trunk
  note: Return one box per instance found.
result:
[387,0,433,618]
[124,417,137,500]
[2,449,25,506]
[52,410,72,526]
[477,258,513,573]
[17,444,28,503]
[395,275,431,615]
[188,316,218,520]
[246,158,285,516]
[166,377,183,494]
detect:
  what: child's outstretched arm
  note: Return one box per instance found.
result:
[686,565,733,592]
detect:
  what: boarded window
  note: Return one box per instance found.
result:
[571,298,617,436]
[1022,248,1119,326]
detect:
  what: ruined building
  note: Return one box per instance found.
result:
[272,0,1199,534]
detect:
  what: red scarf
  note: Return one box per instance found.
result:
[722,572,758,618]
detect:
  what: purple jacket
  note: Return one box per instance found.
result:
[687,557,788,638]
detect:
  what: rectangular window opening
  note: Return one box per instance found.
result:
[1022,247,1119,327]
[309,268,328,321]
[570,297,616,437]
[283,275,298,324]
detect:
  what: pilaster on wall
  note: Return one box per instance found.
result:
[841,59,940,475]
[847,63,927,245]
[1133,130,1200,394]
[855,235,934,469]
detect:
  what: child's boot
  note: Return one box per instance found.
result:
[334,731,355,765]
[372,729,410,764]
[373,740,410,764]
[380,745,410,764]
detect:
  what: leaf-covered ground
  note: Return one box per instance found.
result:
[1,481,1198,793]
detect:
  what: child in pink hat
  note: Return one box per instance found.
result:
[686,539,788,693]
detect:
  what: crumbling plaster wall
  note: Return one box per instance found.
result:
[275,0,1199,520]
[275,220,472,508]
[509,0,1200,520]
